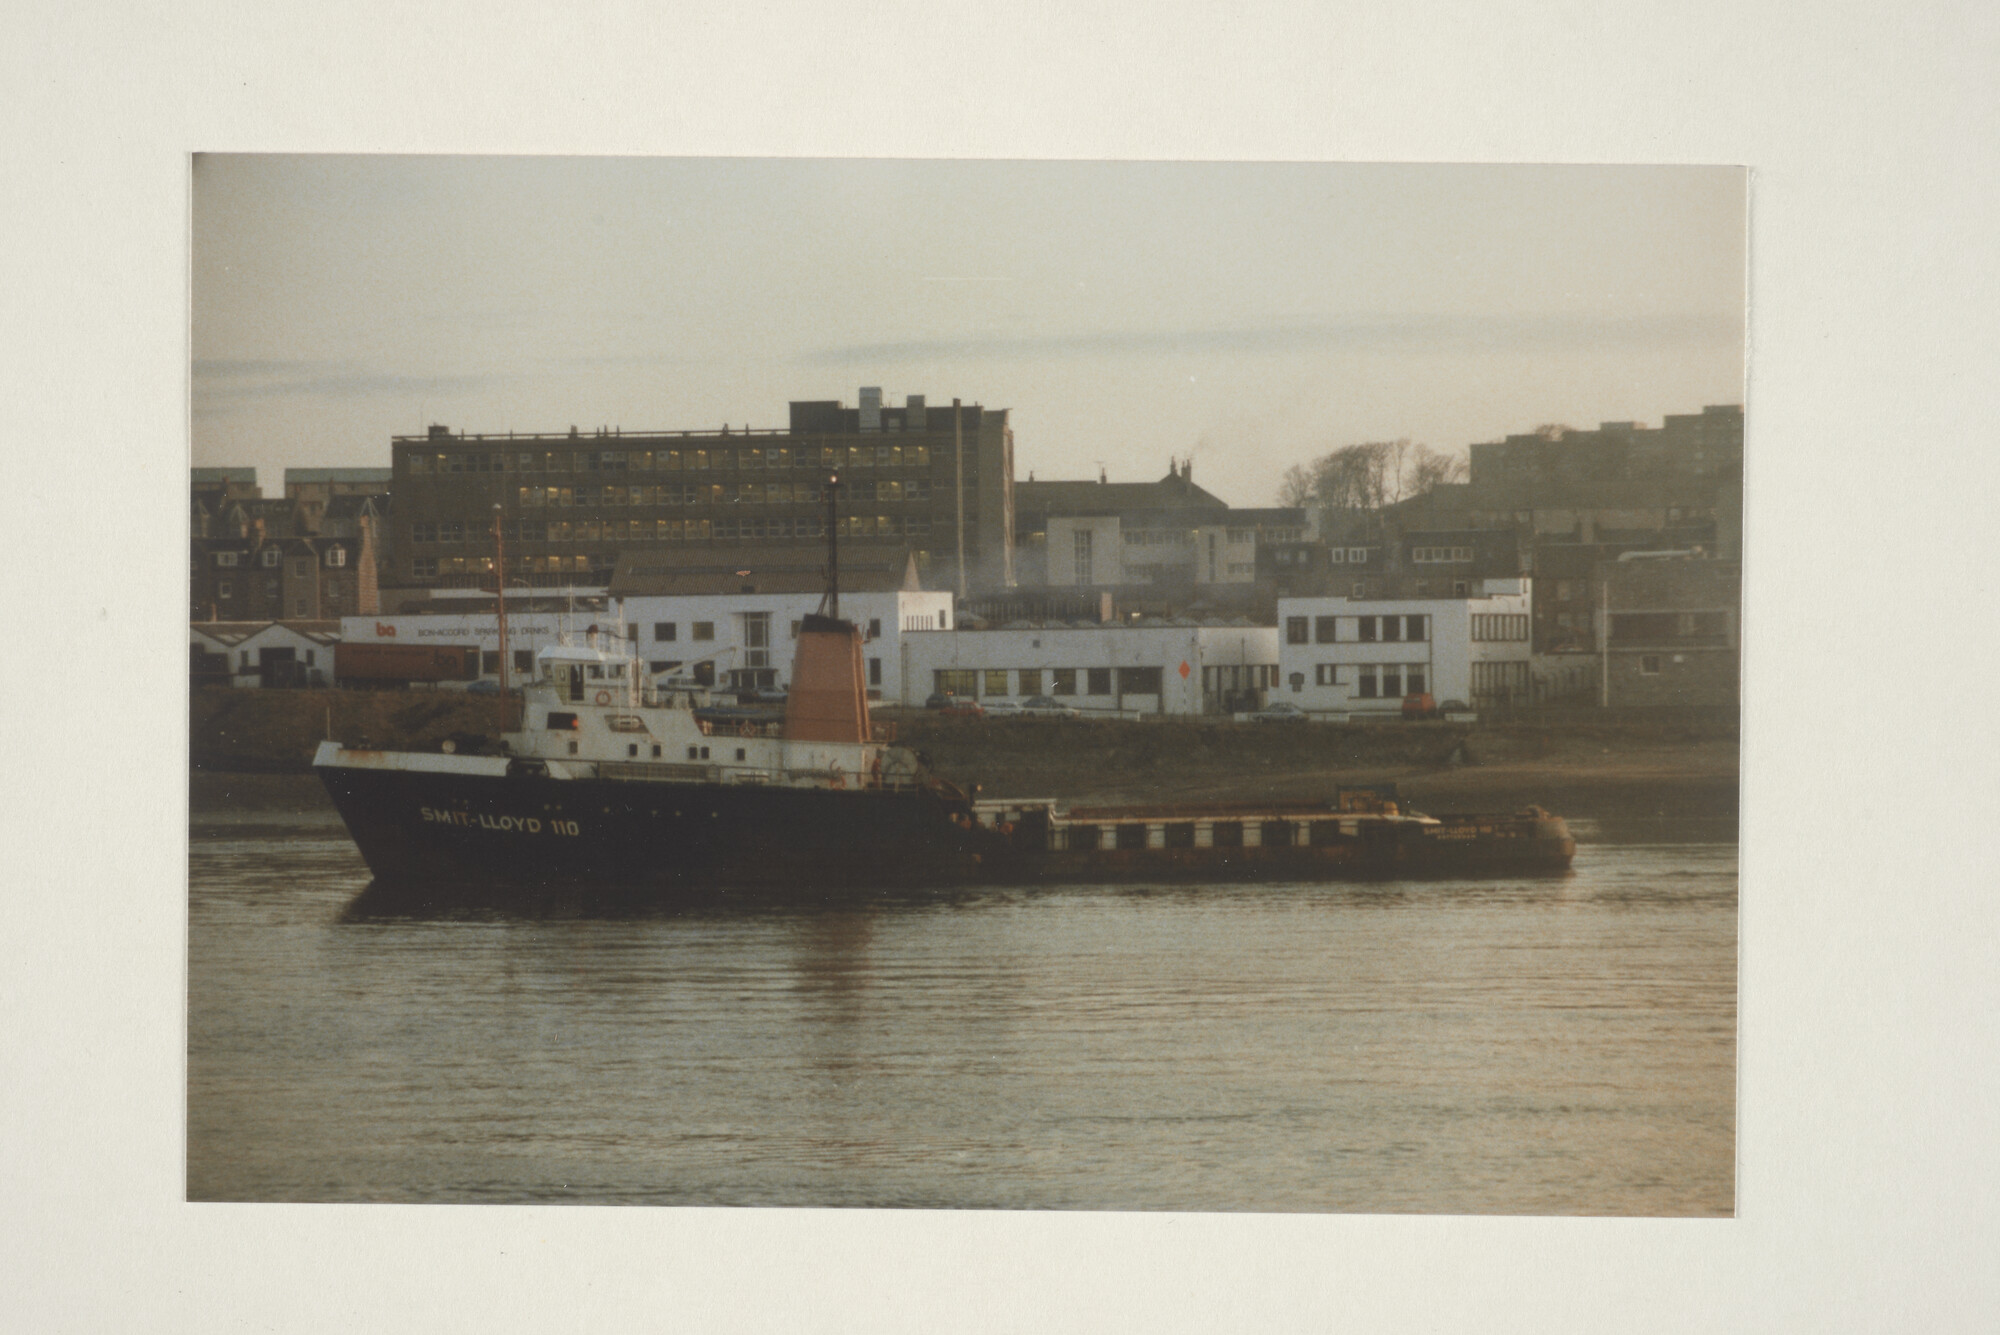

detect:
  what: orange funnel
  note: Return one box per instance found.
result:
[784,613,871,743]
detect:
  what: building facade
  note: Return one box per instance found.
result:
[384,390,1015,597]
[190,528,377,622]
[1276,581,1535,714]
[191,620,340,688]
[1600,557,1740,707]
[284,467,393,507]
[898,621,1281,716]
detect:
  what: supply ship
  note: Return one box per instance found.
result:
[314,482,1574,898]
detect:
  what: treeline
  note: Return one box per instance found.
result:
[1276,439,1468,518]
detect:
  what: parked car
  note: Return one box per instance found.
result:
[939,697,985,717]
[1018,695,1081,719]
[1400,692,1438,720]
[1250,701,1308,723]
[924,692,964,710]
[466,679,503,695]
[981,700,1024,718]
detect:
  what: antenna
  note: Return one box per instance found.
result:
[821,471,842,621]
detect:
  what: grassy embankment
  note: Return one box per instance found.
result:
[188,687,1737,824]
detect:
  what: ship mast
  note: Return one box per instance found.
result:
[492,503,510,692]
[822,471,841,621]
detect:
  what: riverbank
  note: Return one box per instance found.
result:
[189,689,1735,826]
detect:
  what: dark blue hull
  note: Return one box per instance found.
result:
[317,762,990,900]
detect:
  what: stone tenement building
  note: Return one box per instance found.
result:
[386,390,1015,597]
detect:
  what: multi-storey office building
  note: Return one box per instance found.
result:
[386,391,1015,596]
[1276,581,1536,714]
[1467,404,1743,496]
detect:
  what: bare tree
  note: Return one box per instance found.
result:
[1278,438,1466,524]
[1276,462,1315,509]
[1404,443,1468,497]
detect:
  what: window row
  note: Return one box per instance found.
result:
[933,666,1169,698]
[407,443,935,476]
[509,478,933,509]
[1410,545,1475,564]
[207,548,345,568]
[421,515,930,549]
[1607,611,1728,644]
[1312,662,1429,697]
[1470,613,1530,642]
[651,617,888,646]
[1200,665,1282,691]
[1285,614,1430,645]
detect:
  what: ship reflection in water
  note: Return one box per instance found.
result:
[189,820,1735,1214]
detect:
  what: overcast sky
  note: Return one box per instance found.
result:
[192,157,1744,507]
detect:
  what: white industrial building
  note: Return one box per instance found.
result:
[616,587,954,699]
[191,620,341,688]
[1275,580,1535,715]
[341,587,953,699]
[898,620,1280,716]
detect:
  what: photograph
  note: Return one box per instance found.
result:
[187,156,1743,1213]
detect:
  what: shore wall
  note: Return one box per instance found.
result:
[190,687,516,772]
[190,687,1737,824]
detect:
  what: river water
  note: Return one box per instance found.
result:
[187,809,1736,1213]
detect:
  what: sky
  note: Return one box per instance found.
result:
[192,157,1745,508]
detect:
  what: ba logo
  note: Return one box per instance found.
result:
[376,622,397,637]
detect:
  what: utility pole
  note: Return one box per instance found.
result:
[953,398,968,600]
[1599,569,1610,708]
